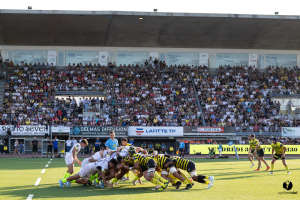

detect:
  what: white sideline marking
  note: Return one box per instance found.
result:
[48,161,51,164]
[45,164,49,167]
[34,178,41,186]
[41,169,46,174]
[50,159,52,161]
[26,194,34,200]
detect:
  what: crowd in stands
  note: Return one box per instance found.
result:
[1,60,300,132]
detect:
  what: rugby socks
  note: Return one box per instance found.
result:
[62,178,67,183]
[154,173,168,183]
[134,176,139,181]
[285,166,289,172]
[89,174,98,181]
[66,173,72,178]
[112,178,118,183]
[271,164,274,172]
[251,160,254,164]
[197,176,209,184]
[63,172,68,179]
[126,172,129,178]
[70,180,76,183]
[151,178,164,187]
[180,172,193,184]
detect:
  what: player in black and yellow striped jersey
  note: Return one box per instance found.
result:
[269,138,290,175]
[248,134,259,168]
[150,153,186,189]
[111,156,144,185]
[131,153,169,190]
[251,135,270,171]
[170,156,214,189]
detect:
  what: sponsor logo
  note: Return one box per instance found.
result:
[73,127,80,135]
[135,128,144,135]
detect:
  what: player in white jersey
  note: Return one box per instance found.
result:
[59,151,118,188]
[81,150,110,168]
[61,139,88,181]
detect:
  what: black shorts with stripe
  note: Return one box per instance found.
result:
[140,159,157,172]
[274,154,285,160]
[187,161,196,173]
[257,149,264,157]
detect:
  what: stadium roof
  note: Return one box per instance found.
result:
[1,9,300,49]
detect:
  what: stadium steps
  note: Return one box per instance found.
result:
[0,81,5,105]
[189,70,206,126]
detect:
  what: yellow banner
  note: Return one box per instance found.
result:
[190,144,300,155]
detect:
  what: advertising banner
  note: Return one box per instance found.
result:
[183,127,235,136]
[199,53,209,66]
[190,144,299,155]
[51,126,70,133]
[98,51,108,66]
[282,127,300,137]
[47,51,57,66]
[0,125,49,136]
[128,126,183,137]
[248,54,257,68]
[71,126,127,136]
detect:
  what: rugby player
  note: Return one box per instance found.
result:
[170,156,214,189]
[269,138,290,175]
[59,152,117,188]
[248,134,257,168]
[150,153,188,189]
[252,135,270,171]
[62,139,88,180]
[131,152,169,190]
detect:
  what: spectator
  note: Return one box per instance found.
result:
[72,138,77,147]
[13,139,21,156]
[161,142,166,154]
[7,128,11,137]
[141,141,147,149]
[88,143,94,154]
[53,137,59,158]
[196,139,200,144]
[66,137,72,152]
[148,141,154,154]
[155,142,161,152]
[95,137,101,152]
[0,137,5,154]
[79,137,85,154]
[105,131,118,150]
[190,139,195,145]
[32,137,38,158]
[19,142,24,154]
[128,138,134,146]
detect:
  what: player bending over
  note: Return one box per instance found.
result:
[59,152,117,188]
[171,156,214,189]
[130,152,169,191]
[269,138,290,175]
[62,139,88,181]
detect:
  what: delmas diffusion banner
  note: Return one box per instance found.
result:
[190,144,299,155]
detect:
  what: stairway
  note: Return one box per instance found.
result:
[0,80,5,105]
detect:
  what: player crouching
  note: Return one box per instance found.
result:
[59,151,117,188]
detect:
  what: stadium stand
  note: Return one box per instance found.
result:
[1,60,300,132]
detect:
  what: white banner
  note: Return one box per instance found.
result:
[282,127,300,137]
[199,53,208,66]
[248,54,257,68]
[0,125,49,136]
[128,126,183,137]
[47,51,57,66]
[51,126,70,133]
[150,52,159,60]
[99,51,108,66]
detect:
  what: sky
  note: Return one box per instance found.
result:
[1,0,300,15]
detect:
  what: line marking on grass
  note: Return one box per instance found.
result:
[48,161,51,164]
[45,164,49,167]
[41,169,46,174]
[26,194,34,200]
[50,159,52,161]
[34,178,41,186]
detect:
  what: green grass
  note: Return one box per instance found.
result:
[0,157,299,200]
